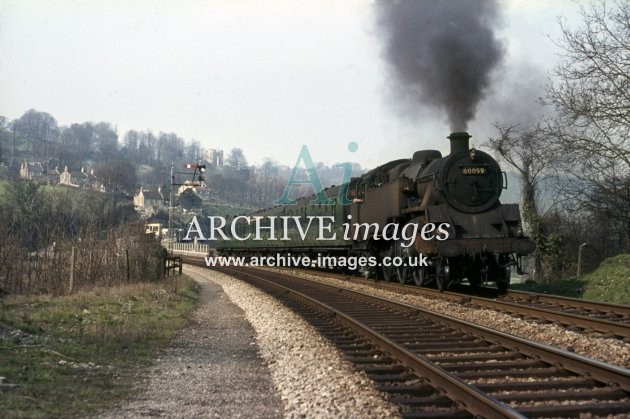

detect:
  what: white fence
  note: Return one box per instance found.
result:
[165,241,211,256]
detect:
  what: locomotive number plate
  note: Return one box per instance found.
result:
[462,166,487,175]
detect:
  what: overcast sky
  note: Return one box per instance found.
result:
[0,0,582,168]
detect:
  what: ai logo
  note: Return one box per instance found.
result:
[274,142,359,206]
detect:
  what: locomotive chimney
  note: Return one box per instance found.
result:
[447,132,471,155]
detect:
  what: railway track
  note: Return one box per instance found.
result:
[182,255,630,340]
[497,289,630,332]
[389,282,630,340]
[281,268,630,341]
[214,266,630,418]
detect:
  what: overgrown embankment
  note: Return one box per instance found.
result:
[0,275,199,418]
[0,180,166,295]
[513,254,630,305]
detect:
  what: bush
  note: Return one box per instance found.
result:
[0,180,166,295]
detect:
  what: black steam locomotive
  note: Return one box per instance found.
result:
[218,132,534,292]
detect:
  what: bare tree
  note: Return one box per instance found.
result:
[486,124,563,279]
[92,122,119,158]
[95,158,137,202]
[226,147,247,170]
[186,140,202,163]
[544,0,630,248]
[14,109,59,160]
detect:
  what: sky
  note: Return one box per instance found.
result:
[0,0,583,168]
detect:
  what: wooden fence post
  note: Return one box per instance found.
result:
[126,249,130,282]
[69,246,75,293]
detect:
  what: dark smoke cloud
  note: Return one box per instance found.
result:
[376,0,504,131]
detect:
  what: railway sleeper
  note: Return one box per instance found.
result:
[427,351,527,364]
[315,330,356,340]
[398,408,472,419]
[367,321,449,330]
[475,377,600,392]
[440,359,548,372]
[376,382,436,397]
[346,355,397,364]
[493,387,628,403]
[420,346,509,355]
[457,367,574,380]
[366,371,419,382]
[367,326,456,334]
[360,364,408,374]
[334,346,380,355]
[388,394,458,409]
[385,336,478,345]
[405,342,501,352]
[515,400,630,418]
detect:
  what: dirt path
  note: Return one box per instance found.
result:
[98,275,283,418]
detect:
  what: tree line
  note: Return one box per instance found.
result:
[0,111,364,211]
[485,1,629,280]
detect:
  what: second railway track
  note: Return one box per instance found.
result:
[213,265,630,418]
[270,266,630,341]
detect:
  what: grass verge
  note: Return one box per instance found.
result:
[0,275,199,418]
[512,254,630,305]
[511,277,587,299]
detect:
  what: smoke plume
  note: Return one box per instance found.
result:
[376,0,504,131]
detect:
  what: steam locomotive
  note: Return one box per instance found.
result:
[217,132,534,292]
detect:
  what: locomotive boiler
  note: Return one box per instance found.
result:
[216,132,535,292]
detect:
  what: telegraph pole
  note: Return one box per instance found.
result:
[168,163,174,253]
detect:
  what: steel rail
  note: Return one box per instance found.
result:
[283,268,630,339]
[504,289,630,317]
[227,267,525,418]
[223,266,630,416]
[183,256,630,338]
[248,267,630,391]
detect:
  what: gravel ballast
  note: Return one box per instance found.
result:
[266,267,630,369]
[100,264,629,417]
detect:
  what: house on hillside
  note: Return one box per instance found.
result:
[20,161,61,185]
[134,187,165,215]
[20,161,45,180]
[86,168,106,192]
[177,179,211,201]
[42,167,61,185]
[59,166,89,188]
[58,166,105,191]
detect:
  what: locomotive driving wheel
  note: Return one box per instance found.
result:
[496,266,511,293]
[494,255,512,293]
[436,257,450,292]
[413,266,429,286]
[380,245,397,282]
[395,240,413,284]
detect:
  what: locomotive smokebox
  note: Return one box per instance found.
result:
[447,132,471,155]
